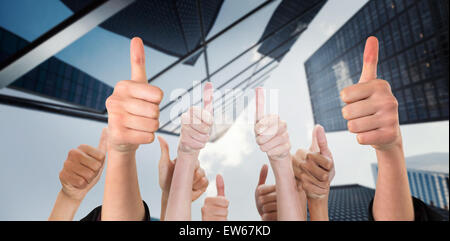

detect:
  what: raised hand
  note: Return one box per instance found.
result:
[49,128,108,220]
[178,82,214,155]
[157,136,209,201]
[293,125,334,200]
[340,36,401,151]
[254,87,303,221]
[106,37,163,153]
[254,87,291,162]
[255,165,277,221]
[202,175,229,221]
[60,128,108,201]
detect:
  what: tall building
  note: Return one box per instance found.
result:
[0,27,113,112]
[327,184,449,221]
[62,0,224,66]
[305,0,449,132]
[0,0,327,139]
[372,153,449,210]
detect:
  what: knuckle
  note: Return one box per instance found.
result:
[67,149,80,160]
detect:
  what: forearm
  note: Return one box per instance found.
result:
[271,156,304,221]
[308,198,329,221]
[298,190,308,220]
[165,152,197,220]
[48,190,82,221]
[160,191,169,221]
[373,142,414,221]
[101,150,145,221]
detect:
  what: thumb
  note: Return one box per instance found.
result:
[157,136,171,163]
[255,87,265,122]
[315,124,332,160]
[203,82,214,114]
[257,164,268,186]
[310,125,320,153]
[359,36,379,83]
[216,174,225,197]
[98,128,108,153]
[130,37,147,82]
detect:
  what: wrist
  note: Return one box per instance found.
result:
[375,140,405,167]
[59,188,83,205]
[308,197,329,221]
[108,149,137,165]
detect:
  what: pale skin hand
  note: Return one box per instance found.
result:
[202,175,229,221]
[254,87,304,221]
[340,36,413,221]
[102,37,163,221]
[293,125,335,221]
[255,165,277,221]
[49,128,107,221]
[165,83,213,221]
[157,136,209,221]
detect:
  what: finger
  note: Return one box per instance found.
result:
[356,128,399,146]
[203,82,214,114]
[259,132,289,153]
[60,170,87,189]
[258,164,269,186]
[262,212,277,221]
[110,127,155,144]
[193,177,208,190]
[262,202,277,213]
[255,117,286,144]
[302,153,331,181]
[310,125,320,153]
[204,196,229,208]
[98,128,108,153]
[348,114,383,134]
[342,98,377,120]
[340,82,375,104]
[216,174,225,197]
[306,152,334,172]
[314,125,333,160]
[112,81,163,104]
[360,36,379,83]
[122,114,160,133]
[194,167,206,183]
[122,98,160,119]
[259,192,277,205]
[294,148,308,161]
[77,144,105,163]
[157,136,170,163]
[257,184,276,196]
[255,87,265,122]
[65,161,95,184]
[130,37,147,82]
[74,148,103,172]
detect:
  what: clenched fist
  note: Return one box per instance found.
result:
[341,37,401,151]
[255,87,291,162]
[158,136,209,201]
[178,82,214,155]
[202,175,229,221]
[255,165,277,221]
[59,128,108,201]
[106,37,163,153]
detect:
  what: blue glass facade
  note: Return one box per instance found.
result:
[305,0,449,132]
[0,27,113,112]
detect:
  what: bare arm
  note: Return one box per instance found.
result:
[102,37,163,220]
[341,37,413,221]
[165,83,214,221]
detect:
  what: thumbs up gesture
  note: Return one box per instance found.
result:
[59,128,108,201]
[105,37,164,153]
[254,165,278,221]
[340,37,401,151]
[157,136,209,201]
[178,82,214,155]
[292,125,335,200]
[201,175,229,221]
[254,87,291,162]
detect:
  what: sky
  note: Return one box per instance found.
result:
[0,0,449,221]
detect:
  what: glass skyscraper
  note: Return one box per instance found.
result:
[372,153,449,210]
[305,0,449,132]
[0,0,327,139]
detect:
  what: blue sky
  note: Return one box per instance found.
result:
[0,0,448,220]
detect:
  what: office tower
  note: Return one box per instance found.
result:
[0,27,113,112]
[0,0,327,138]
[61,0,224,65]
[372,152,449,210]
[305,0,449,132]
[328,184,448,221]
